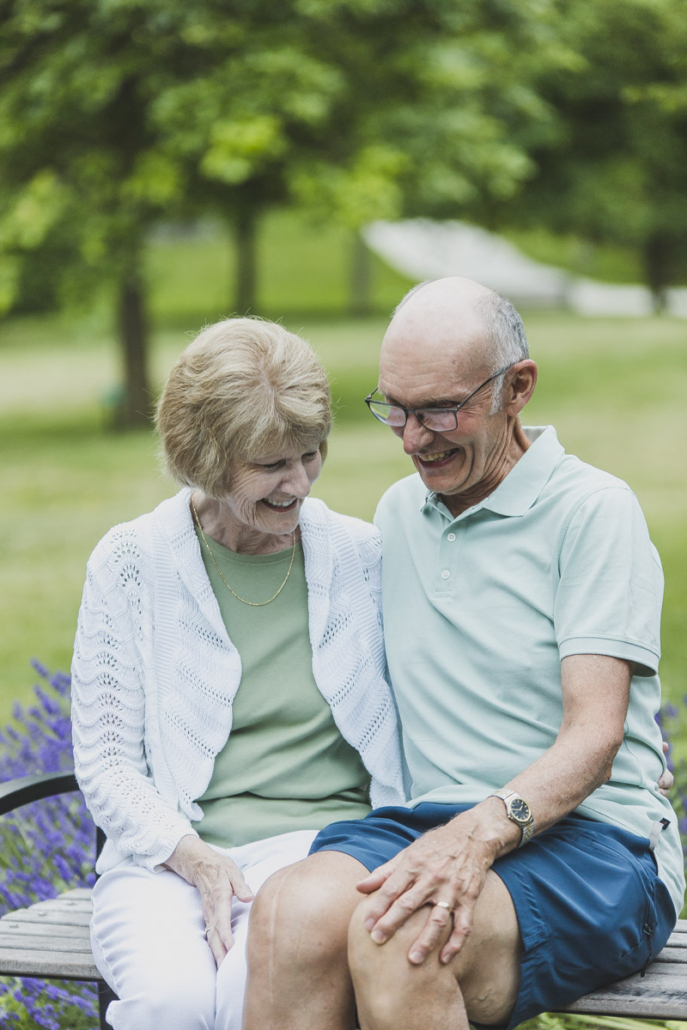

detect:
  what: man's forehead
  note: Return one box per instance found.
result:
[378,350,486,406]
[379,321,489,400]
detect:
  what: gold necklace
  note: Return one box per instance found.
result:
[191,499,296,607]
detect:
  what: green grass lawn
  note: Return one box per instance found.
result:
[2,306,686,735]
[146,209,415,324]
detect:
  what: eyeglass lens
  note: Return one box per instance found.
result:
[367,402,458,431]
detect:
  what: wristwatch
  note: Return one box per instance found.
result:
[489,789,534,847]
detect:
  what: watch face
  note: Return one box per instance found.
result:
[509,798,532,824]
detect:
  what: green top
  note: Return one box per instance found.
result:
[194,530,371,848]
[375,426,684,917]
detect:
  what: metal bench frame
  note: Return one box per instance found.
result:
[0,772,115,1029]
[2,772,686,1028]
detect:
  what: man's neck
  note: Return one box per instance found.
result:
[440,421,530,518]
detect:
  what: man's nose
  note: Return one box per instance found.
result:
[401,413,434,455]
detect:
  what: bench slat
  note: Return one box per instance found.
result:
[565,995,687,1019]
[563,966,687,1020]
[655,947,687,963]
[60,889,93,901]
[0,920,90,940]
[13,897,94,913]
[0,933,94,954]
[0,948,102,981]
[2,907,91,927]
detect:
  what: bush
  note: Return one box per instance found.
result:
[0,661,97,1029]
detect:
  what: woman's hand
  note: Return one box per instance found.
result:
[164,835,255,967]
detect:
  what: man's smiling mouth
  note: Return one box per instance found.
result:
[416,448,460,467]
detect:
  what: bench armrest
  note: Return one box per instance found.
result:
[0,771,79,816]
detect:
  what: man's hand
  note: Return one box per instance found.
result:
[659,741,673,798]
[356,807,513,966]
[164,835,255,967]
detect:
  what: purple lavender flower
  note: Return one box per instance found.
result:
[0,662,98,1027]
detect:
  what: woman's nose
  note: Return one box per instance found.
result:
[283,463,312,497]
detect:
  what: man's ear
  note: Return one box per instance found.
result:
[504,360,538,416]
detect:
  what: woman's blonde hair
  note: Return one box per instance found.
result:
[156,318,332,498]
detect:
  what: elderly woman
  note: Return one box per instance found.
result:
[70,318,406,1030]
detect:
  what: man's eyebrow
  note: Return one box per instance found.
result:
[382,391,468,408]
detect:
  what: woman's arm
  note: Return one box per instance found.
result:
[71,549,197,870]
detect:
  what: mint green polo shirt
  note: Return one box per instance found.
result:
[375,426,685,915]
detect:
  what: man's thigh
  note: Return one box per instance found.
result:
[488,815,676,1030]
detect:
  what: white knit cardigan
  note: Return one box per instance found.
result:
[71,489,407,873]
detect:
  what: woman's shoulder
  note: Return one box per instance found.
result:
[300,499,381,572]
[87,489,191,572]
[301,498,380,545]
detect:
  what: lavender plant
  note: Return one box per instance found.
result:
[656,702,687,860]
[0,661,97,1030]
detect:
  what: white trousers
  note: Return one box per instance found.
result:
[90,828,318,1030]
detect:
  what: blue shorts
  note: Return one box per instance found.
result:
[310,804,677,1029]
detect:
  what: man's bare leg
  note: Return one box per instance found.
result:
[243,851,366,1030]
[348,870,522,1030]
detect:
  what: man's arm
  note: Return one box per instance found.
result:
[357,653,631,965]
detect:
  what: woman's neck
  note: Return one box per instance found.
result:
[191,493,297,555]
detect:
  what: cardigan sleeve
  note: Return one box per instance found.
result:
[71,541,198,871]
[355,526,385,635]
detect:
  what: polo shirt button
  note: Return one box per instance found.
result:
[441,569,450,579]
[447,532,456,541]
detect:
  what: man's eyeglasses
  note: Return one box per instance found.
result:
[364,364,515,432]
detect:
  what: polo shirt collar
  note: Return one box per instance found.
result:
[422,425,564,520]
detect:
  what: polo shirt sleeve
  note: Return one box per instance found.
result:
[554,486,663,676]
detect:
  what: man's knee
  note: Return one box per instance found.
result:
[349,896,440,976]
[348,874,522,1027]
[247,853,361,975]
[348,900,453,1028]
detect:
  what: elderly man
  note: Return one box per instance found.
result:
[242,277,684,1030]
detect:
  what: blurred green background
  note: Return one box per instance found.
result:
[1,1,686,727]
[2,210,686,728]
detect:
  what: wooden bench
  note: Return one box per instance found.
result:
[2,772,687,1028]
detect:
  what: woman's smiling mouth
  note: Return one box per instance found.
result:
[262,497,299,511]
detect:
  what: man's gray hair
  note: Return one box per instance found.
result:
[479,291,529,412]
[394,281,529,413]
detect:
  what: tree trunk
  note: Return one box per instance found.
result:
[235,205,258,314]
[349,230,372,317]
[643,233,676,315]
[115,271,153,428]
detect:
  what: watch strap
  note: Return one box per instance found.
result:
[489,789,533,848]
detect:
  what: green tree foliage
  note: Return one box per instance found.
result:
[0,0,568,424]
[493,0,687,309]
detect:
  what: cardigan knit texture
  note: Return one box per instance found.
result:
[71,489,407,874]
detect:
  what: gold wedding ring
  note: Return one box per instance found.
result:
[204,924,212,938]
[434,901,451,910]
